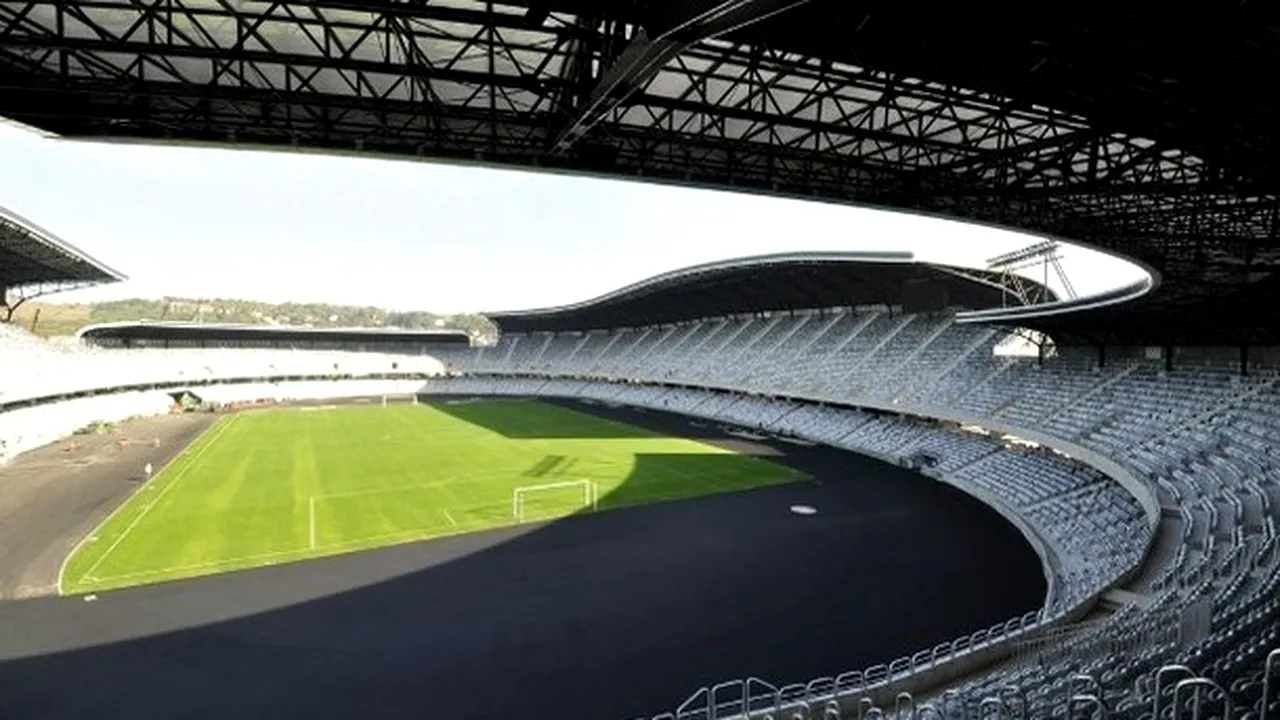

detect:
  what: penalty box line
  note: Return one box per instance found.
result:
[81,510,472,589]
[83,483,598,590]
[308,485,464,550]
[312,471,519,502]
[64,414,240,592]
[306,469,529,543]
[88,478,486,585]
[306,472,513,547]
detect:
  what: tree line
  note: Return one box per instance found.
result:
[13,297,497,341]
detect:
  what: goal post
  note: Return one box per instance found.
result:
[512,480,599,524]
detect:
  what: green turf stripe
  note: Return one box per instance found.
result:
[60,400,805,594]
[60,414,238,593]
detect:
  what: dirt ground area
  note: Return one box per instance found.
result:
[0,412,216,600]
[0,396,399,601]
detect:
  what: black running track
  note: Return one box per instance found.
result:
[0,398,1045,720]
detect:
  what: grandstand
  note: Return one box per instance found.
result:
[429,255,1280,717]
[78,321,473,352]
[0,240,1276,719]
[0,316,447,460]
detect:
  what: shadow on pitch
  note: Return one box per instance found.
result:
[0,403,1046,720]
[428,395,754,441]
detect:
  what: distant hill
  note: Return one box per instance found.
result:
[10,297,497,341]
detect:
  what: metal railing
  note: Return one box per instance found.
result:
[640,609,1057,720]
[634,653,1280,720]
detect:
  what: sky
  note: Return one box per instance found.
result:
[0,120,1150,315]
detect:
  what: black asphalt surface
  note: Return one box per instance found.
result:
[0,398,1044,720]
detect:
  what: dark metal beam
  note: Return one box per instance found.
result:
[0,35,564,94]
[550,0,814,152]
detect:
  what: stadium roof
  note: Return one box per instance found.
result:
[79,321,471,346]
[2,1,1279,343]
[0,206,124,290]
[487,252,1053,333]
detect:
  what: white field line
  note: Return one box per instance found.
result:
[85,517,493,587]
[383,407,479,440]
[83,468,793,591]
[72,415,238,588]
[87,489,478,589]
[85,545,324,585]
[73,466,502,589]
[57,415,236,595]
[315,471,515,501]
[85,481,639,590]
[82,408,735,591]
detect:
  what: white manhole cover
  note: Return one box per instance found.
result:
[790,505,817,516]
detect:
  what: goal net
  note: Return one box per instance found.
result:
[512,480,599,524]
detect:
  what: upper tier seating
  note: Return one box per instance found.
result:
[0,323,444,406]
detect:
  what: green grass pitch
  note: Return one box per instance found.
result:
[60,398,805,594]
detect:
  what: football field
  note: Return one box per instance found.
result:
[60,398,804,594]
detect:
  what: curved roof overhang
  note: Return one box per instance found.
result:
[487,252,1055,334]
[0,206,124,291]
[957,278,1156,325]
[78,321,471,346]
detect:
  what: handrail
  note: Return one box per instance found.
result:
[662,608,1070,720]
[1068,693,1107,720]
[668,660,1280,720]
[1172,678,1231,720]
[895,692,916,720]
[1261,650,1278,720]
[1154,665,1197,720]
